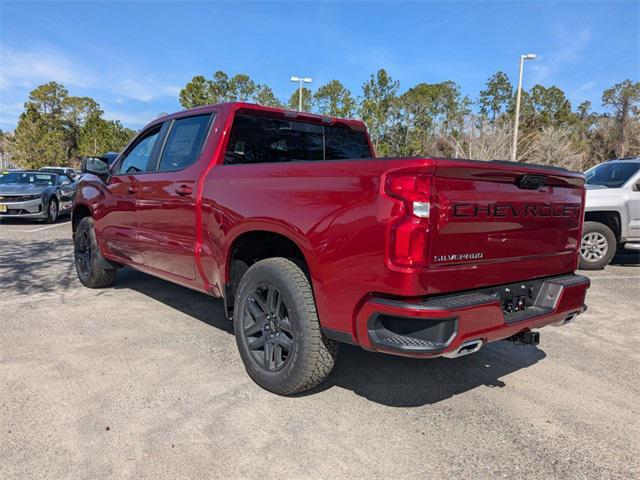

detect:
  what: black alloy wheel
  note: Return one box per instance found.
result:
[75,228,92,278]
[243,283,295,372]
[233,257,338,395]
[73,217,117,288]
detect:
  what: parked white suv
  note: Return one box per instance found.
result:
[581,158,640,269]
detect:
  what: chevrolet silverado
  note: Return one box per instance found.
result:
[73,103,590,394]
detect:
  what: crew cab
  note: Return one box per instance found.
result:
[73,103,590,395]
[581,158,640,269]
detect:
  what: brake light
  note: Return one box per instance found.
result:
[385,174,432,268]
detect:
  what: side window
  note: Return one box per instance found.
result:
[58,175,72,185]
[158,114,212,172]
[117,126,161,175]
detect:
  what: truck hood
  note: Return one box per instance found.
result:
[0,184,49,196]
[585,186,624,207]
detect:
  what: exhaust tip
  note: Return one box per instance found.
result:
[553,312,579,327]
[443,339,483,358]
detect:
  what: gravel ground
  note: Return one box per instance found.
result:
[1,218,639,479]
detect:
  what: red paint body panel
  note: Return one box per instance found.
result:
[74,102,589,357]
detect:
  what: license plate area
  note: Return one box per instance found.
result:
[485,280,545,320]
[490,282,539,315]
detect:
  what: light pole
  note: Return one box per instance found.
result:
[290,76,312,112]
[511,53,536,161]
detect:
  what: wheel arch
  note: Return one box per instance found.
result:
[223,228,313,319]
[584,211,622,242]
[72,204,93,234]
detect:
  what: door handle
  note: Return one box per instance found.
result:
[176,185,193,196]
[127,186,138,194]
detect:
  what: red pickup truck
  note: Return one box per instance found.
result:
[73,102,590,394]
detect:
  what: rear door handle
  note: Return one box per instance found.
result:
[176,185,193,196]
[127,186,138,194]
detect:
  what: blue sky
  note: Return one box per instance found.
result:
[1,0,638,130]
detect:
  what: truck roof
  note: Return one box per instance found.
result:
[606,157,640,162]
[148,102,368,132]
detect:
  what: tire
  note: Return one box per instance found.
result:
[233,257,338,395]
[46,197,59,223]
[74,217,117,288]
[579,221,617,270]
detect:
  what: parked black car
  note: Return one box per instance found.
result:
[0,171,75,222]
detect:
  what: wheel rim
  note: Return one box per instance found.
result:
[580,232,608,262]
[243,283,294,372]
[49,201,57,219]
[75,230,92,277]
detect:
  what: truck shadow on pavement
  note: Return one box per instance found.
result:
[611,250,640,267]
[309,343,546,407]
[115,267,547,407]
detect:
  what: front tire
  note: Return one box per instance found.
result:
[233,258,338,395]
[74,217,117,288]
[46,198,59,223]
[579,221,617,270]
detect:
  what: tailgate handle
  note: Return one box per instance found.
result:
[518,174,548,190]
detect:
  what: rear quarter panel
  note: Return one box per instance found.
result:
[199,158,435,332]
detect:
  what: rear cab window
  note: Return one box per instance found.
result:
[224,111,372,165]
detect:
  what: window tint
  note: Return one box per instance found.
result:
[586,162,640,188]
[117,127,161,175]
[158,114,213,172]
[224,113,371,165]
[58,175,72,185]
[325,125,371,160]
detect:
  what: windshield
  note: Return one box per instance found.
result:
[585,162,640,188]
[0,172,57,186]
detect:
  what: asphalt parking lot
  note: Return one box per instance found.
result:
[1,218,639,479]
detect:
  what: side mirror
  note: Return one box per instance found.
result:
[81,157,109,175]
[635,181,640,192]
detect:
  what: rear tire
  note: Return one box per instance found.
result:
[74,217,117,288]
[233,257,338,395]
[579,221,616,270]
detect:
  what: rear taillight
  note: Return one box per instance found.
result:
[385,174,432,268]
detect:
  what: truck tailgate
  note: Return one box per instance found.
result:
[430,159,585,271]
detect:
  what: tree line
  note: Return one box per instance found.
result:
[179,70,640,170]
[3,82,137,169]
[4,71,639,171]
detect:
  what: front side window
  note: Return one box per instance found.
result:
[224,112,372,165]
[117,127,161,175]
[586,162,640,188]
[58,175,72,185]
[158,114,212,172]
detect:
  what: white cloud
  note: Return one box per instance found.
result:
[103,109,162,127]
[574,80,596,95]
[116,77,180,103]
[529,26,593,85]
[0,43,180,103]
